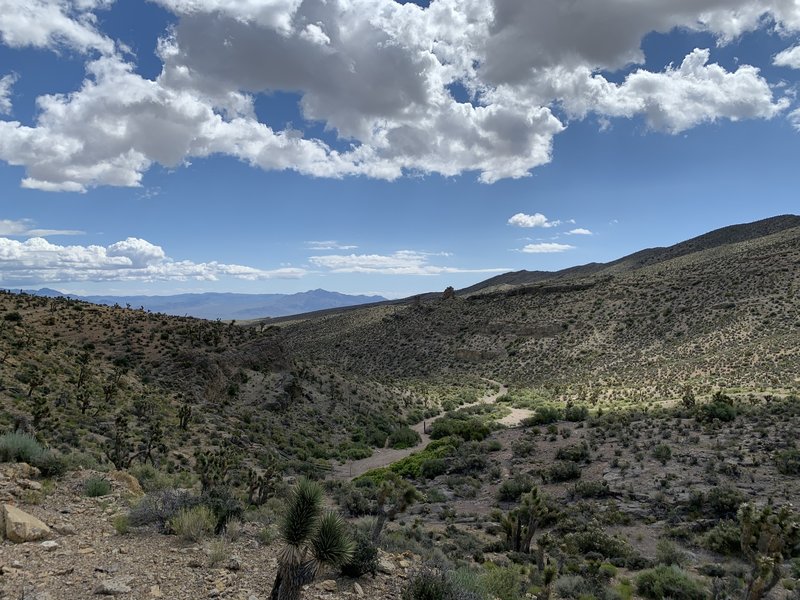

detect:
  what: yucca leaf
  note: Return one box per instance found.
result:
[311,511,354,567]
[281,478,323,546]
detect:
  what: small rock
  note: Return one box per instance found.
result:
[398,559,411,569]
[2,504,51,543]
[94,577,132,595]
[225,557,241,571]
[353,582,364,597]
[54,523,77,536]
[318,580,337,592]
[187,558,203,568]
[108,471,143,496]
[149,585,163,597]
[19,480,43,491]
[377,558,395,574]
[40,540,59,551]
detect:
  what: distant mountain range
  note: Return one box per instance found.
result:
[10,288,387,320]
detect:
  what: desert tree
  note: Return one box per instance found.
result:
[270,479,353,600]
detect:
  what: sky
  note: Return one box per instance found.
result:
[0,0,799,299]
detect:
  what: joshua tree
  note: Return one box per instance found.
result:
[270,479,353,600]
[739,502,800,600]
[499,486,548,553]
[370,472,420,542]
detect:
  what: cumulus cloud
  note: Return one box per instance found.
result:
[508,213,561,228]
[305,240,358,250]
[0,218,84,236]
[567,228,592,235]
[309,250,507,275]
[0,0,114,54]
[0,0,795,190]
[0,236,305,283]
[775,45,800,69]
[521,243,575,253]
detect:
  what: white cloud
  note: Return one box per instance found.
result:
[305,240,358,250]
[775,45,800,69]
[566,228,592,235]
[789,108,800,130]
[0,218,84,236]
[521,243,575,253]
[0,0,114,54]
[0,73,17,115]
[309,250,507,275]
[0,0,794,190]
[508,213,560,228]
[0,236,305,283]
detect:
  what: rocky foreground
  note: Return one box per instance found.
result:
[0,464,414,600]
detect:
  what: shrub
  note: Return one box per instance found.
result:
[85,477,111,497]
[421,458,448,480]
[0,431,65,476]
[652,444,672,465]
[525,406,561,426]
[704,486,745,519]
[0,431,45,463]
[402,565,481,600]
[655,539,687,566]
[430,417,490,442]
[775,448,800,475]
[201,486,244,533]
[389,426,422,449]
[544,461,581,483]
[556,442,590,463]
[129,488,201,531]
[341,528,379,578]
[170,505,216,541]
[697,400,736,423]
[112,514,130,535]
[635,565,706,600]
[497,475,534,502]
[569,480,610,499]
[702,520,741,556]
[563,405,589,422]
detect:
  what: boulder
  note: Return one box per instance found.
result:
[2,504,51,543]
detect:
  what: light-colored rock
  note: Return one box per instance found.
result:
[398,559,411,568]
[54,523,77,536]
[353,582,364,597]
[2,504,51,543]
[377,558,395,574]
[40,540,59,551]
[318,579,337,592]
[94,577,133,595]
[149,585,163,597]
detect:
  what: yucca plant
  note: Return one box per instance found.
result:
[269,479,353,600]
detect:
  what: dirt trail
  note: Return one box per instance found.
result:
[332,381,512,480]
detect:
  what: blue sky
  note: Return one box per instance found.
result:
[0,1,798,298]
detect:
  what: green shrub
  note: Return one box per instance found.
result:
[341,528,379,578]
[170,505,216,541]
[113,514,130,535]
[702,520,741,556]
[563,405,589,422]
[497,475,534,502]
[0,431,45,463]
[430,417,490,442]
[775,448,800,475]
[421,458,448,479]
[525,406,561,426]
[652,444,672,465]
[697,400,736,423]
[85,477,111,497]
[635,565,706,600]
[655,539,687,566]
[402,565,481,600]
[482,565,523,600]
[389,426,422,449]
[556,442,590,463]
[544,461,581,483]
[0,431,65,476]
[569,480,610,499]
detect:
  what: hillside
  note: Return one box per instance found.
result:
[280,216,800,401]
